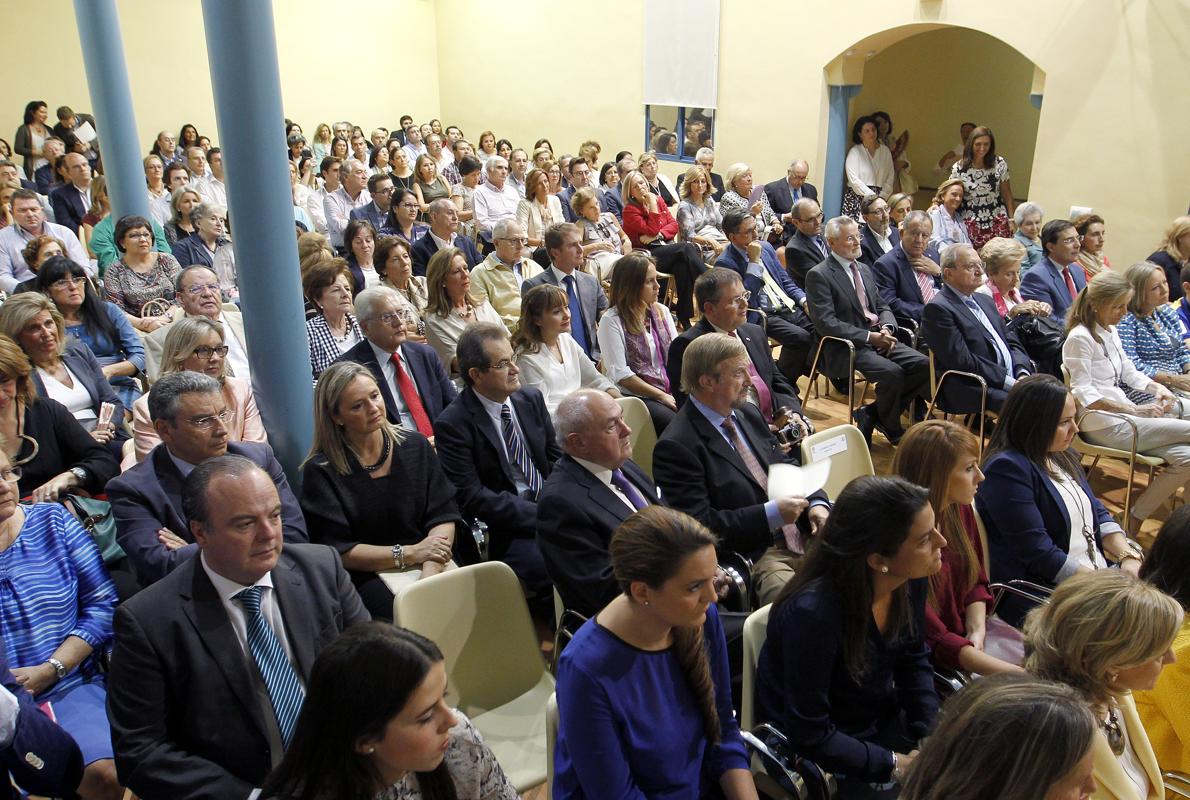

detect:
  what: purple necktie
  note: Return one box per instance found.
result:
[611,469,649,511]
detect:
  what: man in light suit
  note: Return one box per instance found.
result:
[108,372,308,586]
[521,222,609,362]
[782,198,830,289]
[858,194,901,268]
[805,216,931,445]
[921,244,1033,412]
[872,211,942,326]
[1020,218,1088,321]
[764,160,818,246]
[48,152,91,233]
[108,455,369,799]
[410,198,483,277]
[144,266,251,381]
[335,286,457,434]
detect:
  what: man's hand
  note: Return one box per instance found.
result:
[746,241,763,262]
[910,255,941,277]
[776,496,809,525]
[157,529,189,551]
[807,504,830,536]
[868,330,897,354]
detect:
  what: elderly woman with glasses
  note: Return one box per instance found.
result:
[128,317,265,465]
[303,256,364,381]
[103,214,183,334]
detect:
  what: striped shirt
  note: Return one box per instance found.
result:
[1119,305,1190,378]
[0,503,117,701]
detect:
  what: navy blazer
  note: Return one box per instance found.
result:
[32,341,126,424]
[409,232,482,277]
[537,455,658,617]
[107,543,369,799]
[762,179,819,242]
[920,286,1032,412]
[784,230,828,289]
[1147,250,1184,302]
[107,441,309,586]
[716,241,806,319]
[334,338,457,427]
[666,318,799,414]
[348,200,388,232]
[0,648,83,799]
[49,183,87,234]
[433,386,561,544]
[603,184,624,219]
[171,232,229,270]
[872,244,941,325]
[558,185,614,223]
[522,267,609,362]
[858,223,900,269]
[1019,257,1087,321]
[975,449,1119,626]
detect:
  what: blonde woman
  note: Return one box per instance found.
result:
[516,167,564,249]
[1025,571,1182,800]
[423,246,504,386]
[636,151,680,209]
[411,154,450,219]
[675,165,726,259]
[928,178,971,253]
[1147,216,1190,303]
[300,361,462,620]
[311,122,333,163]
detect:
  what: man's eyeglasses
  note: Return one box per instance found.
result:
[183,283,220,296]
[367,311,404,325]
[498,237,528,246]
[50,276,86,291]
[187,409,232,430]
[730,291,752,306]
[192,345,229,359]
[482,359,514,371]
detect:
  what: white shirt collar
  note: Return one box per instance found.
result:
[200,551,276,602]
[572,456,614,486]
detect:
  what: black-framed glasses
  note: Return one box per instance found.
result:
[192,345,229,359]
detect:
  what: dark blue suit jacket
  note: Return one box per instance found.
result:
[859,223,900,268]
[784,230,828,289]
[107,441,309,585]
[32,341,126,424]
[0,649,83,799]
[558,185,613,223]
[409,232,482,277]
[872,244,942,325]
[975,449,1117,625]
[604,185,624,219]
[665,317,799,414]
[334,338,456,427]
[49,184,86,233]
[171,232,230,270]
[348,200,388,232]
[433,386,560,545]
[716,241,806,324]
[1019,257,1087,321]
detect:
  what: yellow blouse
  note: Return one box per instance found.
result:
[1136,619,1190,774]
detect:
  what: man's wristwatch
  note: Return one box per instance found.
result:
[69,466,87,484]
[47,658,67,679]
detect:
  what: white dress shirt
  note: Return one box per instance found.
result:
[572,456,637,512]
[368,340,420,431]
[473,182,522,233]
[217,311,252,382]
[473,391,530,494]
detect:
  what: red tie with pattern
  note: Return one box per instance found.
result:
[391,352,434,437]
[1062,266,1078,301]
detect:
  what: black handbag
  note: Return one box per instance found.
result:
[1008,311,1065,362]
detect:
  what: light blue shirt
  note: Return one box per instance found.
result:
[946,285,1016,389]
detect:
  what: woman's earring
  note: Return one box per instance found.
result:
[880,565,889,574]
[365,746,375,754]
[643,600,650,607]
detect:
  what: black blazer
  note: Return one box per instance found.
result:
[665,318,799,414]
[858,223,900,269]
[107,543,370,799]
[107,441,309,586]
[32,341,127,425]
[17,396,117,498]
[49,184,87,233]
[805,256,897,375]
[920,286,1032,412]
[654,401,819,562]
[1147,250,1185,302]
[522,267,609,362]
[0,646,83,799]
[872,244,940,325]
[784,230,828,289]
[763,178,819,220]
[410,232,483,277]
[433,386,561,544]
[334,338,457,427]
[537,455,658,618]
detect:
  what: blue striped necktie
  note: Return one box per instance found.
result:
[501,404,543,497]
[236,586,305,745]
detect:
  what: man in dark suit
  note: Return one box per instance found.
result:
[108,372,308,586]
[921,244,1033,412]
[108,455,369,799]
[434,323,558,595]
[667,268,802,421]
[537,389,660,617]
[410,198,483,276]
[872,210,942,326]
[783,198,830,289]
[1020,218,1088,321]
[48,152,91,233]
[858,193,901,267]
[763,160,818,244]
[654,334,829,604]
[805,216,931,445]
[0,642,83,799]
[522,222,609,361]
[347,172,393,232]
[674,148,725,202]
[716,210,814,381]
[336,286,457,433]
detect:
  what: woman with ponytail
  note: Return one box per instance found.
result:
[553,505,756,799]
[754,475,944,798]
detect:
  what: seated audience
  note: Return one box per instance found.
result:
[754,475,941,797]
[927,178,971,253]
[1020,218,1089,321]
[675,165,726,259]
[1013,201,1045,273]
[48,151,92,234]
[899,673,1097,800]
[335,286,455,434]
[409,198,482,277]
[720,162,783,245]
[1024,571,1180,800]
[375,236,427,339]
[107,455,369,799]
[636,152,680,209]
[107,372,307,585]
[522,222,607,358]
[143,266,251,382]
[516,167,564,249]
[171,203,233,296]
[35,255,144,408]
[764,159,817,243]
[1120,260,1190,391]
[424,247,505,384]
[163,183,199,249]
[872,210,941,326]
[1064,270,1190,535]
[716,210,813,382]
[470,219,543,330]
[558,157,609,224]
[805,215,930,446]
[514,285,618,419]
[0,448,122,800]
[0,188,89,294]
[473,155,521,237]
[621,169,706,324]
[976,375,1141,627]
[1146,216,1190,302]
[553,506,754,800]
[303,257,363,381]
[920,243,1033,413]
[342,218,379,292]
[130,318,266,463]
[300,363,463,621]
[572,185,630,281]
[103,214,182,334]
[858,193,900,267]
[412,154,451,220]
[380,187,428,247]
[892,420,1022,674]
[886,192,912,229]
[324,158,371,249]
[1074,212,1111,278]
[261,622,517,800]
[595,253,677,432]
[654,333,829,604]
[433,323,557,596]
[975,235,1052,319]
[451,154,483,239]
[783,197,830,289]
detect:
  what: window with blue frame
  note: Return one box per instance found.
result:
[644,106,714,163]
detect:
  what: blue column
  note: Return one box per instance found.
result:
[823,84,862,220]
[72,0,150,222]
[200,0,312,483]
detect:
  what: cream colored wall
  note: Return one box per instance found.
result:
[849,26,1041,198]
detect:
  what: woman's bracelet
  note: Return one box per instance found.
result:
[391,544,405,570]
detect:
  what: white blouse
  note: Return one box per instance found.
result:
[1062,323,1153,431]
[39,366,97,423]
[1047,463,1103,572]
[595,304,678,386]
[516,333,616,418]
[844,143,894,198]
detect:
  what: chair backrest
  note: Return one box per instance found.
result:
[394,561,547,716]
[546,692,559,797]
[740,603,772,731]
[799,424,875,502]
[616,395,657,478]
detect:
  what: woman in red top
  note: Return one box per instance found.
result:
[893,420,1023,675]
[620,169,706,326]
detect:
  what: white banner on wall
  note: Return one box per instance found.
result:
[642,0,721,109]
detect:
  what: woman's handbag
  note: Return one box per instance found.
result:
[61,494,126,565]
[1007,311,1064,363]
